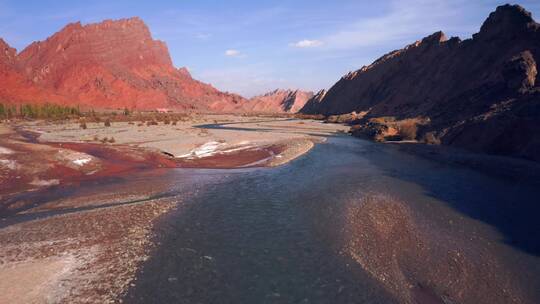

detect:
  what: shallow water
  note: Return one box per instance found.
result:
[125,135,540,303]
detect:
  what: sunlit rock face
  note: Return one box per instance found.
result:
[1,18,247,110]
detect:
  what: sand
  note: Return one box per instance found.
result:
[23,115,347,164]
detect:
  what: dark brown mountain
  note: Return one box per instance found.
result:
[1,18,246,110]
[301,4,540,161]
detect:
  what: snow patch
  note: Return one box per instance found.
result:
[73,158,92,166]
[30,179,60,187]
[0,146,14,154]
[176,141,266,159]
[178,141,226,159]
[0,159,18,170]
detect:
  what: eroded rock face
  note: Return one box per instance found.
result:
[301,4,540,161]
[0,39,17,68]
[246,89,314,113]
[0,18,246,110]
[503,50,537,92]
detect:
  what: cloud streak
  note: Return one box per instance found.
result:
[225,49,243,57]
[290,39,323,48]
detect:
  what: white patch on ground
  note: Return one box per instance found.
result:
[177,141,226,159]
[220,145,257,154]
[29,179,60,187]
[0,159,18,170]
[56,150,96,169]
[73,158,92,166]
[177,141,264,159]
[0,146,14,154]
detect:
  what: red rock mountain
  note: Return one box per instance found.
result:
[1,18,246,110]
[1,38,66,104]
[246,89,314,113]
[301,4,540,161]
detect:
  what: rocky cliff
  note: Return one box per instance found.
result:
[301,4,540,161]
[1,18,246,110]
[246,89,314,113]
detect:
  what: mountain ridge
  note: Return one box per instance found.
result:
[301,4,540,161]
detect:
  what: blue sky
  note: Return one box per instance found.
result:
[1,0,539,97]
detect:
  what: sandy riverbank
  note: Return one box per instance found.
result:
[0,174,177,303]
[1,115,347,199]
[23,114,347,165]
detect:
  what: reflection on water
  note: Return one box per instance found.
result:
[126,136,540,303]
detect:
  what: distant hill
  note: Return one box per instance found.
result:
[246,89,314,113]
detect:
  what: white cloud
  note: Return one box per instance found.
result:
[225,49,242,57]
[290,39,323,48]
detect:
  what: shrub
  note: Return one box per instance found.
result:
[79,121,87,129]
[104,119,111,127]
[93,135,99,141]
[397,120,418,140]
[109,137,116,143]
[101,137,109,143]
[171,120,177,126]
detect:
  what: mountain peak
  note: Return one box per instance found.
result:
[177,67,192,78]
[476,4,538,40]
[420,31,447,45]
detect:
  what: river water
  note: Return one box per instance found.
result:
[124,135,540,303]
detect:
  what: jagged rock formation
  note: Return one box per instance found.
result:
[0,18,245,110]
[246,89,314,113]
[301,4,540,161]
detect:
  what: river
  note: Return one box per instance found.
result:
[124,134,540,303]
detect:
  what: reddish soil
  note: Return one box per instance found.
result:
[176,145,285,169]
[1,125,289,211]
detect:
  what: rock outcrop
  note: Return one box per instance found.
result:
[0,18,246,110]
[301,4,540,161]
[246,89,314,113]
[1,39,67,104]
